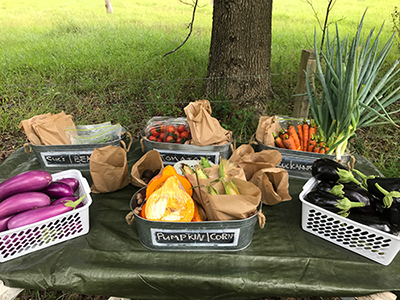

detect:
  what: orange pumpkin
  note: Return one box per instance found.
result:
[146,165,193,199]
[191,202,207,222]
[145,175,195,222]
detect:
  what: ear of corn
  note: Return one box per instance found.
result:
[207,185,220,195]
[219,157,237,178]
[181,164,194,176]
[199,157,212,169]
[221,178,240,195]
[194,165,208,179]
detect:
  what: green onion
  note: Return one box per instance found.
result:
[306,9,400,161]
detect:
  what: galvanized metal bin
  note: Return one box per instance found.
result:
[254,116,352,178]
[130,187,262,251]
[26,132,129,171]
[140,131,235,166]
[254,139,352,179]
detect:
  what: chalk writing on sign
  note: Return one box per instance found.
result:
[155,149,220,165]
[41,151,93,166]
[277,158,313,172]
[151,228,240,247]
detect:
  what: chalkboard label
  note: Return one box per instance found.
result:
[155,149,220,165]
[151,228,240,247]
[277,156,313,173]
[40,151,93,167]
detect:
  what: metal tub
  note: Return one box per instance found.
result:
[140,131,235,165]
[130,187,262,251]
[26,132,129,171]
[254,139,352,179]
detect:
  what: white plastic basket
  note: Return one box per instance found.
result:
[299,177,400,266]
[0,169,92,262]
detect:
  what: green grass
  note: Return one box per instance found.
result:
[1,0,400,177]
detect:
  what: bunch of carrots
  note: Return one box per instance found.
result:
[272,119,330,154]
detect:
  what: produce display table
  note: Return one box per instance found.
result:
[0,140,400,300]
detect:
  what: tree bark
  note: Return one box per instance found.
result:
[206,0,273,114]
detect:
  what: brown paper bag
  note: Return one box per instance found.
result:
[229,144,282,180]
[90,142,129,193]
[33,111,75,145]
[255,115,281,146]
[187,177,261,221]
[250,168,291,205]
[130,150,163,188]
[184,100,233,146]
[19,113,53,145]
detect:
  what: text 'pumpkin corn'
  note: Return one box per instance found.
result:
[145,175,195,222]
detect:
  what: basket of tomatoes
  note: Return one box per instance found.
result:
[141,117,234,166]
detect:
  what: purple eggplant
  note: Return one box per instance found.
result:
[0,170,52,202]
[51,196,83,208]
[0,215,15,232]
[41,181,74,198]
[56,178,79,192]
[0,192,51,219]
[7,195,86,230]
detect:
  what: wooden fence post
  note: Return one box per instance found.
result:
[292,49,316,119]
[105,0,113,14]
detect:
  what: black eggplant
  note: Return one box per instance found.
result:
[375,201,400,230]
[348,213,394,234]
[312,158,360,185]
[353,169,400,208]
[328,183,376,215]
[305,190,365,217]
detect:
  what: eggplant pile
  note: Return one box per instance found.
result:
[306,158,400,234]
[0,170,85,232]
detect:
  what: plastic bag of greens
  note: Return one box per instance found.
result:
[65,123,124,145]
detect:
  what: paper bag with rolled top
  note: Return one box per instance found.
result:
[255,115,281,146]
[250,167,291,205]
[32,111,75,145]
[18,113,53,145]
[90,142,129,193]
[184,99,233,146]
[186,176,261,221]
[229,144,282,180]
[130,150,163,188]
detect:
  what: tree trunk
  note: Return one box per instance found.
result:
[206,0,273,114]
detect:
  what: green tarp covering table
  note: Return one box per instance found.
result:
[0,140,399,300]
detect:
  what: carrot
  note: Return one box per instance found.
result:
[313,144,321,153]
[307,135,317,152]
[307,142,315,152]
[309,119,317,140]
[287,122,301,151]
[324,146,330,154]
[296,124,304,151]
[319,147,326,154]
[279,128,286,140]
[282,133,297,150]
[272,132,286,149]
[302,119,309,151]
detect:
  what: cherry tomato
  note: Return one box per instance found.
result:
[159,132,165,141]
[180,131,189,139]
[148,135,157,141]
[167,125,176,133]
[177,124,186,133]
[159,124,166,133]
[155,138,162,142]
[176,137,182,143]
[150,129,159,137]
[166,136,175,143]
[149,125,157,133]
